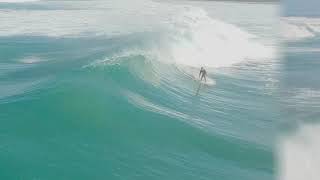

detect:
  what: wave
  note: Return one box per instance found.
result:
[88,11,274,69]
[282,17,320,41]
[0,0,273,68]
[0,1,277,179]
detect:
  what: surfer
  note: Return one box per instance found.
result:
[199,67,207,82]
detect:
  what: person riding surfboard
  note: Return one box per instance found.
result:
[199,67,207,82]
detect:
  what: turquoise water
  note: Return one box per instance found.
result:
[0,1,279,179]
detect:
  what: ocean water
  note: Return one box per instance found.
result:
[279,15,320,180]
[0,0,279,179]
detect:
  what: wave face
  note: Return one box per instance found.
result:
[0,0,279,179]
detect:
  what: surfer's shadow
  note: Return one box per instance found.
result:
[194,82,211,96]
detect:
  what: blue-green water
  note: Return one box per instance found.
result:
[0,1,279,179]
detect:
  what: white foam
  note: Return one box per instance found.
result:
[164,8,274,68]
[278,124,320,180]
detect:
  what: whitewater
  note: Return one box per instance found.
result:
[0,0,279,179]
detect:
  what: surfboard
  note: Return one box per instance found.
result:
[192,74,216,86]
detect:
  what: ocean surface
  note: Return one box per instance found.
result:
[279,14,320,180]
[0,0,279,179]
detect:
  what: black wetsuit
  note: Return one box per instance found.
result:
[200,69,207,82]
